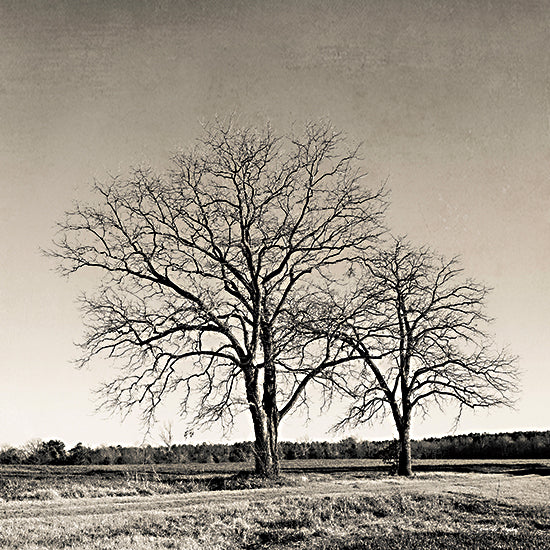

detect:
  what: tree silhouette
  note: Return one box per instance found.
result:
[300,238,518,475]
[48,119,386,476]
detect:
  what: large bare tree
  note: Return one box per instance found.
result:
[300,238,518,476]
[48,119,386,477]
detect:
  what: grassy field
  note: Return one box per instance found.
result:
[0,460,548,549]
[1,458,548,501]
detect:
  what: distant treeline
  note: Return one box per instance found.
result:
[1,431,548,466]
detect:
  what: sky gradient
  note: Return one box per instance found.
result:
[1,0,549,448]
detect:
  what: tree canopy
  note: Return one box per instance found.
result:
[48,119,387,476]
[298,238,519,475]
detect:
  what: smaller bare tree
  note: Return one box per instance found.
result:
[159,421,175,452]
[301,238,519,476]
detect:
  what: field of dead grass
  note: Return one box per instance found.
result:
[0,461,548,549]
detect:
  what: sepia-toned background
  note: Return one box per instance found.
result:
[1,0,548,447]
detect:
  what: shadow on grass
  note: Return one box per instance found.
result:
[283,461,550,476]
[507,466,550,476]
[412,463,550,476]
[316,531,550,550]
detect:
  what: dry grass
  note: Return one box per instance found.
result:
[0,462,548,548]
[0,466,306,502]
[1,458,548,502]
[0,487,548,549]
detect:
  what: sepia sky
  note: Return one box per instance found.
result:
[1,0,549,448]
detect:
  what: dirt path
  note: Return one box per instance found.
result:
[1,472,548,522]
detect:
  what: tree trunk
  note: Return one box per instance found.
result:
[397,422,413,476]
[249,404,279,477]
[245,363,279,478]
[255,323,280,478]
[262,356,279,477]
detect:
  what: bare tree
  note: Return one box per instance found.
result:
[47,119,386,477]
[159,421,175,452]
[300,238,518,476]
